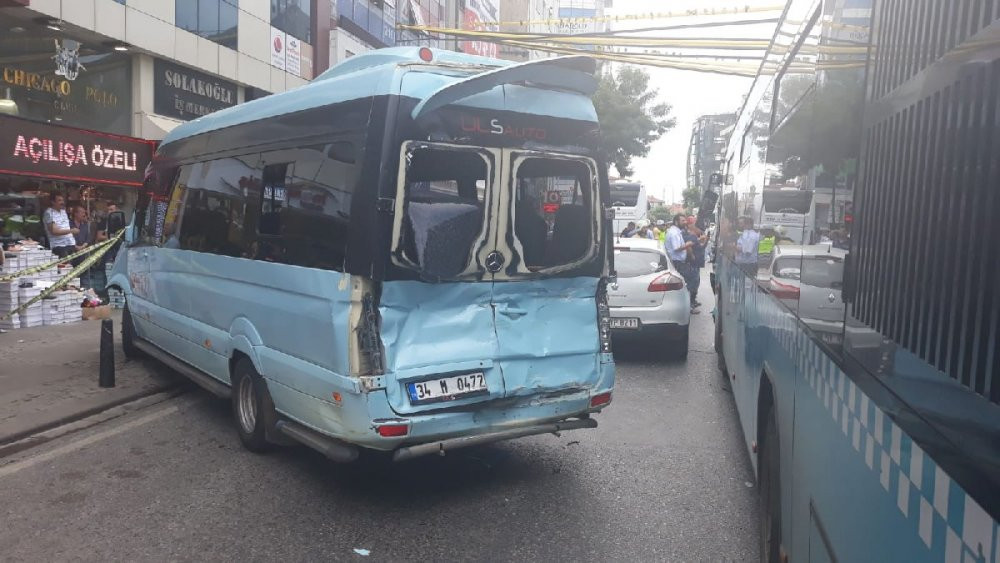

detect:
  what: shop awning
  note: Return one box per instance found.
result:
[140,113,184,141]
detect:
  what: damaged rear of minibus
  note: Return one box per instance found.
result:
[112,47,616,463]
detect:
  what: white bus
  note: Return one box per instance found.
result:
[759,189,815,244]
[609,181,648,233]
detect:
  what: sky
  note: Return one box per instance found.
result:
[604,0,780,203]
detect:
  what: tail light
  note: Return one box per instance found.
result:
[598,285,612,354]
[770,279,800,300]
[648,272,685,292]
[590,391,612,408]
[375,423,409,437]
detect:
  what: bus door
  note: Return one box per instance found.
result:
[382,141,504,414]
[491,149,605,400]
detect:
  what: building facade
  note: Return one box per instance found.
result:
[0,0,331,240]
[686,113,736,194]
[330,0,396,62]
[394,0,464,54]
[1,0,329,140]
[497,0,556,62]
[556,0,609,38]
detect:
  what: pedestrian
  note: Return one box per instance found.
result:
[686,215,707,308]
[620,221,637,238]
[654,219,667,243]
[69,205,95,286]
[735,216,761,275]
[757,227,776,268]
[44,193,79,259]
[94,201,119,243]
[70,205,92,249]
[636,225,650,239]
[665,214,698,314]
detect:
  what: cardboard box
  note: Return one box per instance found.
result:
[81,305,111,320]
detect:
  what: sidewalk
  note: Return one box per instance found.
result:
[0,311,179,445]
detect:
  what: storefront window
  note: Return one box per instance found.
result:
[0,28,132,135]
[176,0,239,50]
[271,0,312,43]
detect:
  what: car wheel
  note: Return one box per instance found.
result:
[759,407,782,563]
[231,357,272,453]
[121,302,141,360]
[678,328,689,360]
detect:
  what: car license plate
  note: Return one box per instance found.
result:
[820,332,843,345]
[610,317,640,329]
[407,372,488,404]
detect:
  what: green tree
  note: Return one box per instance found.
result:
[682,185,701,213]
[592,66,676,177]
[648,205,671,223]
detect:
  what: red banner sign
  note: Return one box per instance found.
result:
[0,114,155,186]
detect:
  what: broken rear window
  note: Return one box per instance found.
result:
[513,156,596,271]
[398,144,491,279]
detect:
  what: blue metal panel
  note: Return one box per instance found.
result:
[378,280,503,414]
[491,277,605,398]
[717,257,1000,562]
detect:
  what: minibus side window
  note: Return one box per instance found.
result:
[177,156,256,257]
[249,142,357,270]
[400,146,489,279]
[513,157,594,270]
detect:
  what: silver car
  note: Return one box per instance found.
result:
[607,238,692,358]
[766,244,847,346]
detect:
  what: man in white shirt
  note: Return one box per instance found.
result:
[44,193,79,258]
[735,216,761,273]
[665,214,698,313]
[665,214,690,263]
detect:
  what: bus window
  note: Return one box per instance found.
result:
[609,183,640,207]
[398,144,490,279]
[248,144,356,269]
[512,156,595,270]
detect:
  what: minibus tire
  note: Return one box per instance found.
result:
[231,358,272,453]
[714,302,723,354]
[759,408,782,563]
[121,303,141,360]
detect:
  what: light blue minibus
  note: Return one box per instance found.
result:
[110,47,616,463]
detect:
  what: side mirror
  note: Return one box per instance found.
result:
[107,210,127,234]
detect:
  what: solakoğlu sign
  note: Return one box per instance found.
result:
[0,115,155,186]
[153,59,237,121]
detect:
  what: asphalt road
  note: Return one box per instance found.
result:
[0,284,759,562]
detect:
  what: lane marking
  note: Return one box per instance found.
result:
[0,405,179,479]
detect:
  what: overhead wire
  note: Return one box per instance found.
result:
[465,4,786,29]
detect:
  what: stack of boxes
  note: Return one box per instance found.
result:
[108,287,126,309]
[17,283,43,328]
[0,245,86,330]
[41,290,84,326]
[0,278,18,331]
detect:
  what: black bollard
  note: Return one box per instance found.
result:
[99,318,115,388]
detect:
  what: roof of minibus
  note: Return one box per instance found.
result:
[160,47,599,148]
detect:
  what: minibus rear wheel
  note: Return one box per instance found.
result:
[231,357,273,453]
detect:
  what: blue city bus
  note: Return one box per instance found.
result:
[713,1,1000,561]
[109,47,615,463]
